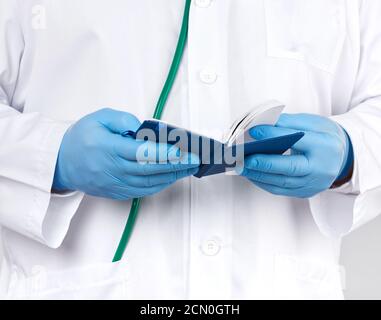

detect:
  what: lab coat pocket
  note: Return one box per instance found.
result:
[264,0,347,74]
[273,254,345,300]
[8,260,133,300]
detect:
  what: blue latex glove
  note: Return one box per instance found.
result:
[53,108,200,199]
[241,113,354,198]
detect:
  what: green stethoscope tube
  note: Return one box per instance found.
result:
[113,0,192,262]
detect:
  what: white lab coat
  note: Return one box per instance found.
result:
[0,0,381,300]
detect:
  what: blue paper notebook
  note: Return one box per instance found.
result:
[125,101,304,178]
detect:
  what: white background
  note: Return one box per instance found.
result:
[341,215,381,299]
[0,216,381,299]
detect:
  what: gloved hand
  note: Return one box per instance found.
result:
[53,108,200,199]
[240,113,354,198]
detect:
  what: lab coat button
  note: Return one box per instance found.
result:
[201,239,221,256]
[195,0,212,8]
[199,68,218,84]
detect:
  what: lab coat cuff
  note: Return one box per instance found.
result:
[309,188,381,239]
[309,113,381,238]
[25,120,84,248]
[329,115,361,194]
[330,112,381,194]
[40,192,85,248]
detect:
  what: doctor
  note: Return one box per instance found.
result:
[1,0,381,299]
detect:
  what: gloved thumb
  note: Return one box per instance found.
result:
[96,108,141,135]
[250,125,298,141]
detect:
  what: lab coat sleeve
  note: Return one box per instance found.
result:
[0,0,84,248]
[309,0,381,238]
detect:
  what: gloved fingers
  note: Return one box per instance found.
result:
[245,171,308,189]
[96,108,142,134]
[124,167,199,187]
[276,113,338,134]
[250,124,298,139]
[113,134,182,162]
[118,182,174,198]
[250,125,312,152]
[251,181,312,199]
[121,152,200,176]
[106,182,173,199]
[244,154,311,177]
